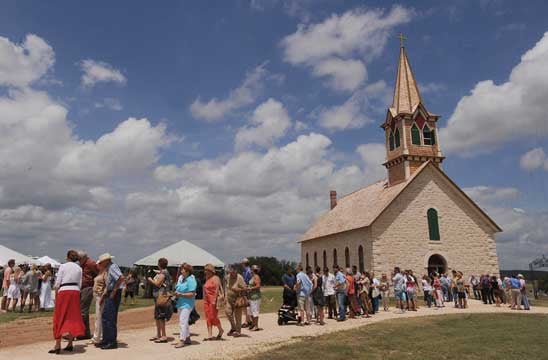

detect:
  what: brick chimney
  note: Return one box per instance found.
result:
[330,190,337,210]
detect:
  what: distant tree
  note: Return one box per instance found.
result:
[230,257,297,286]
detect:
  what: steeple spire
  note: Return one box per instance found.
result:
[391,38,421,115]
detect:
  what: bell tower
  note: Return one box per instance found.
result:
[382,34,444,186]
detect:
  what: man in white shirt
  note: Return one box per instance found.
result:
[371,273,380,313]
[322,267,337,319]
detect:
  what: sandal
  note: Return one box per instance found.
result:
[203,337,215,341]
[154,338,168,343]
[174,342,186,348]
[149,337,160,341]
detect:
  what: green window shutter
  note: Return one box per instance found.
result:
[427,208,440,240]
[395,128,401,148]
[423,125,432,145]
[389,132,395,150]
[411,124,421,145]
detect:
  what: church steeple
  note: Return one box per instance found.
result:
[391,44,422,116]
[382,35,444,186]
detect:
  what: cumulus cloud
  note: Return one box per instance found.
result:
[312,58,367,92]
[0,34,55,88]
[54,118,171,185]
[280,6,411,93]
[80,59,126,88]
[440,32,548,155]
[190,63,268,122]
[317,80,390,130]
[520,147,548,171]
[463,185,548,269]
[146,134,389,260]
[235,98,291,150]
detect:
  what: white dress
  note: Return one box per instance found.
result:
[7,274,20,299]
[40,275,55,309]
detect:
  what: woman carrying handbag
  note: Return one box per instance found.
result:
[202,264,224,341]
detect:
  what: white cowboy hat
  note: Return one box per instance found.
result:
[97,253,115,264]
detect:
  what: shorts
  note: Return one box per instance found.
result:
[457,292,466,299]
[297,296,309,312]
[394,290,405,301]
[249,299,261,317]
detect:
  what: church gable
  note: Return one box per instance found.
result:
[370,164,500,273]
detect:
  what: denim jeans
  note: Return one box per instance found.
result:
[102,290,121,345]
[336,291,346,320]
[442,285,450,302]
[522,293,530,310]
[372,296,379,313]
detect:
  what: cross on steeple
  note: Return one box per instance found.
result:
[397,32,406,48]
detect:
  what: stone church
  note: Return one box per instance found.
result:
[299,44,501,278]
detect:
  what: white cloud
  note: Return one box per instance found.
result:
[440,32,548,155]
[0,34,55,88]
[464,185,520,204]
[190,63,268,122]
[317,80,389,130]
[94,97,123,111]
[312,58,367,92]
[54,118,171,185]
[235,98,291,150]
[520,147,548,171]
[80,59,126,88]
[280,6,411,93]
[463,185,548,269]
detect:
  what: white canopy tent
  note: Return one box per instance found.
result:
[0,244,32,266]
[134,240,224,268]
[36,256,62,268]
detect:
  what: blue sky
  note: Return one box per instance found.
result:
[0,0,547,269]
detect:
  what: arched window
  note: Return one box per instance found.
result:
[345,247,350,268]
[306,252,309,268]
[394,128,401,148]
[358,245,365,273]
[333,248,338,267]
[389,131,395,151]
[423,125,434,145]
[411,123,421,145]
[313,252,318,269]
[323,250,327,270]
[427,208,440,241]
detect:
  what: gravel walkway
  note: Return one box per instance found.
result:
[1,300,546,360]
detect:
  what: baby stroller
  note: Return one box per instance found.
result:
[278,288,300,325]
[278,304,300,325]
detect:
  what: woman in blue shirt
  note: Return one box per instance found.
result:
[173,263,196,348]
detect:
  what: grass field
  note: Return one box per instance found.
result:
[0,296,155,324]
[249,313,548,360]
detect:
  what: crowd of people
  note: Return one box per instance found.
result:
[0,253,535,354]
[1,259,55,313]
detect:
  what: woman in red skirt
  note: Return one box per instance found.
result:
[202,263,224,341]
[49,250,85,354]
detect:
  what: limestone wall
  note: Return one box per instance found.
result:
[300,227,373,272]
[371,166,500,279]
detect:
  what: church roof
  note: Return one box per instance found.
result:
[389,46,422,117]
[299,162,501,242]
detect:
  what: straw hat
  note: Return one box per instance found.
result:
[204,263,215,273]
[517,274,524,279]
[97,253,114,264]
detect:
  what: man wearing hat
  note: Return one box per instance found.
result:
[96,253,125,350]
[241,258,253,328]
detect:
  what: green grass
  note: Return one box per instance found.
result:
[249,313,548,360]
[258,286,283,314]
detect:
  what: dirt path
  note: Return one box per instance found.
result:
[0,301,205,348]
[1,300,547,360]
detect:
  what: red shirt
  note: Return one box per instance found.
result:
[346,275,355,295]
[81,258,98,289]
